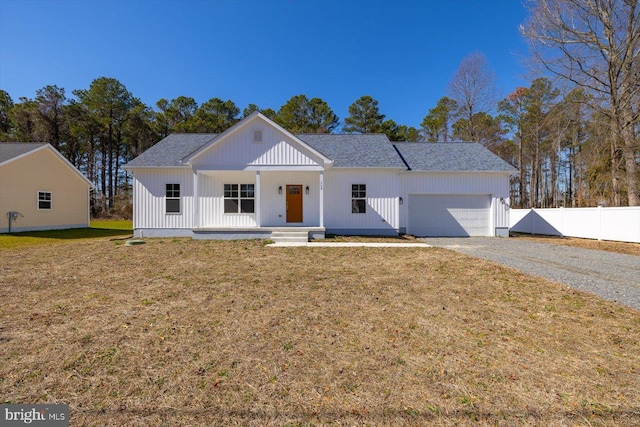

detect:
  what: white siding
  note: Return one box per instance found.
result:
[400,172,511,232]
[323,169,400,232]
[260,171,320,227]
[133,169,194,229]
[198,171,258,227]
[191,125,322,167]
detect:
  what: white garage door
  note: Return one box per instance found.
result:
[408,194,491,237]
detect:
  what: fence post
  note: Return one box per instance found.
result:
[560,207,564,237]
[597,205,602,241]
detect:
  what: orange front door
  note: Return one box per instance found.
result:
[286,185,303,223]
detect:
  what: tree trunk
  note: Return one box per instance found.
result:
[550,151,557,207]
[108,123,114,211]
[518,132,525,208]
[100,136,107,215]
[114,127,122,200]
[621,108,639,206]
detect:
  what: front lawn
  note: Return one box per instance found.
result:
[0,239,638,425]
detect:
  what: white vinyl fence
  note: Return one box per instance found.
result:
[510,207,640,243]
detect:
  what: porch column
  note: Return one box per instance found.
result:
[255,171,261,227]
[319,171,324,228]
[193,169,199,229]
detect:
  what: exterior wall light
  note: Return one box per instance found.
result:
[278,186,282,195]
[399,197,403,205]
[305,186,310,195]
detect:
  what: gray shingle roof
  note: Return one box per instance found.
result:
[298,134,406,168]
[123,133,516,172]
[0,143,46,164]
[124,134,217,168]
[393,142,516,172]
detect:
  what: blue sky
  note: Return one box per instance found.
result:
[0,0,531,130]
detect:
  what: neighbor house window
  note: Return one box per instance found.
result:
[166,184,180,214]
[352,184,366,213]
[38,191,52,210]
[224,184,255,213]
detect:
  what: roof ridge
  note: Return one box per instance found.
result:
[393,141,477,144]
[296,133,388,136]
[0,142,47,145]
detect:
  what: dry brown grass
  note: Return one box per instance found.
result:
[510,233,640,257]
[1,239,639,426]
[323,234,420,243]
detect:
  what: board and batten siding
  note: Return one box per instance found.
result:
[400,172,511,232]
[198,171,257,228]
[323,169,401,233]
[191,125,323,167]
[132,168,194,230]
[260,171,320,227]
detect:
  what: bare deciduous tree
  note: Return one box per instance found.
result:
[448,52,497,142]
[521,0,640,206]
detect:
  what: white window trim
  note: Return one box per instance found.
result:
[37,191,52,210]
[351,184,366,214]
[165,183,181,215]
[224,183,255,214]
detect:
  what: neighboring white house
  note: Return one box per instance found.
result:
[124,112,515,239]
[0,143,94,233]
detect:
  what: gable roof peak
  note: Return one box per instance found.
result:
[182,110,332,165]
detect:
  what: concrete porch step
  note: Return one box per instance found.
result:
[271,230,309,243]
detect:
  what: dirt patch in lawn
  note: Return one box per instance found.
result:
[511,232,640,257]
[1,239,639,425]
[323,234,420,243]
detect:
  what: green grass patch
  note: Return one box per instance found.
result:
[89,219,133,231]
[0,219,132,250]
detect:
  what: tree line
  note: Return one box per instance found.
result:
[1,0,638,212]
[0,81,424,216]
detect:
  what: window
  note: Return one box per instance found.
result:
[224,184,255,213]
[166,183,180,214]
[352,184,366,213]
[253,130,263,143]
[38,191,52,210]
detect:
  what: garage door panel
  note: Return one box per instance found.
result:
[408,195,490,237]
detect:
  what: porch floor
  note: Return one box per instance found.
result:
[191,226,325,241]
[192,226,325,232]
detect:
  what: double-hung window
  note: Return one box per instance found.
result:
[166,184,180,214]
[224,184,255,213]
[351,184,366,213]
[38,191,52,210]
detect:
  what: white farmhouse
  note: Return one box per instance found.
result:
[124,112,515,240]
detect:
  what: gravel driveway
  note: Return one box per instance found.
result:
[421,237,640,311]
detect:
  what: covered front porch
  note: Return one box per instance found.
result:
[192,168,326,236]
